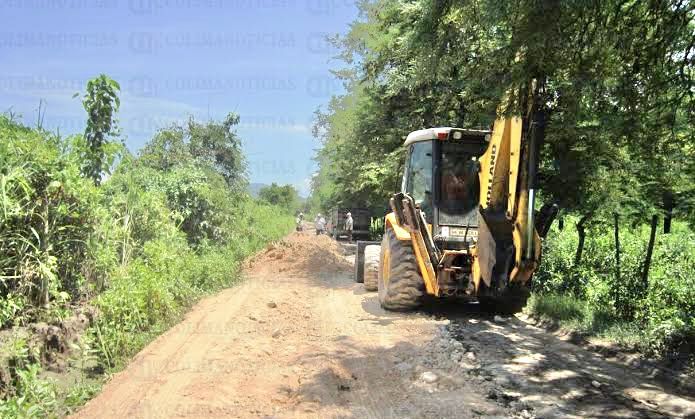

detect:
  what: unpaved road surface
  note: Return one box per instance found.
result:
[75,233,695,418]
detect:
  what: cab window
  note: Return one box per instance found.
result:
[405,141,433,218]
[438,141,481,226]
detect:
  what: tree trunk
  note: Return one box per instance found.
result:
[642,215,658,288]
[614,213,621,283]
[663,192,674,234]
[574,215,589,266]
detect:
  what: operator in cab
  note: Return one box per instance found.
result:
[440,153,480,215]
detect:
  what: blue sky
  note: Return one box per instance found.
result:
[1,0,358,195]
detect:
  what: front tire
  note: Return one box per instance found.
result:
[378,228,425,311]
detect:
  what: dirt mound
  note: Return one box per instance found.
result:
[32,308,94,371]
[250,232,352,276]
[0,308,94,398]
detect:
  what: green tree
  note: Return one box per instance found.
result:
[139,113,247,190]
[138,125,190,171]
[187,112,246,189]
[258,183,299,212]
[79,74,121,185]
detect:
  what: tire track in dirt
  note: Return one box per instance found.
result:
[73,232,695,418]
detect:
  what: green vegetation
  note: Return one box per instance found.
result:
[258,183,301,213]
[532,218,694,355]
[0,76,293,417]
[525,294,644,348]
[78,74,121,185]
[309,0,694,360]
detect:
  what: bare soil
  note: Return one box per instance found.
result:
[0,308,95,399]
[72,232,695,418]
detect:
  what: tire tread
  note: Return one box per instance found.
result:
[378,229,425,311]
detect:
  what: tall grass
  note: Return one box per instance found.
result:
[525,294,644,348]
[0,118,100,324]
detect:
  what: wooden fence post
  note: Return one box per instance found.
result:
[614,213,620,283]
[642,215,658,289]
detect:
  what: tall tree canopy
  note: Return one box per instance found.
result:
[139,112,247,190]
[258,183,300,212]
[311,0,694,226]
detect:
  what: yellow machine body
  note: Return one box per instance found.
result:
[385,117,544,300]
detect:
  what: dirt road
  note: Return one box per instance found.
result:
[74,233,695,418]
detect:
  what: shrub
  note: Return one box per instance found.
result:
[0,117,102,314]
[0,364,58,418]
[640,225,695,354]
[534,216,695,356]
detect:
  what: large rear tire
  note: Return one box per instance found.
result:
[378,228,425,311]
[363,245,380,291]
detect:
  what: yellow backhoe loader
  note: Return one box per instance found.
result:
[374,116,558,313]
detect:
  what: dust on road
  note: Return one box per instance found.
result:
[73,232,695,418]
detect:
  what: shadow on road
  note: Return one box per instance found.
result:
[291,234,695,418]
[293,313,694,418]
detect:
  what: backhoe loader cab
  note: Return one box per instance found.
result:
[375,120,557,313]
[401,127,491,250]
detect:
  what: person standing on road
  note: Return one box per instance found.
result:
[345,212,354,242]
[315,213,326,235]
[296,212,304,231]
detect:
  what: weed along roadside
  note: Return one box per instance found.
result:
[0,83,295,417]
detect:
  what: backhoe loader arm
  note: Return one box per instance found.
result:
[475,116,541,290]
[478,117,523,216]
